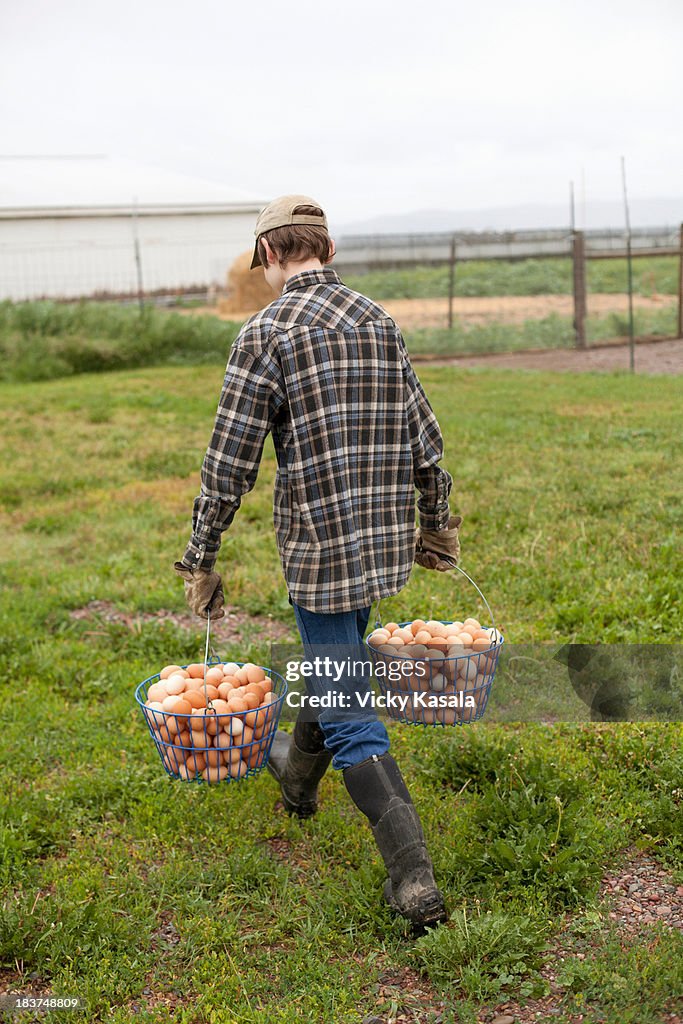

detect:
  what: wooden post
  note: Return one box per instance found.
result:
[447,235,456,329]
[678,223,683,339]
[572,229,587,349]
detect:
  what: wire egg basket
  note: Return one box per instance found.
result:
[134,617,288,783]
[364,564,503,727]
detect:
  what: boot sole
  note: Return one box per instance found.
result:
[383,878,447,930]
[266,760,318,819]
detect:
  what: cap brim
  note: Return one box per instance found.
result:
[250,240,262,270]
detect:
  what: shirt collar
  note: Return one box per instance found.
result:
[282,267,342,294]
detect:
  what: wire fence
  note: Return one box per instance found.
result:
[335,226,683,357]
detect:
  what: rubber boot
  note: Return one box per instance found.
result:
[266,715,332,818]
[343,752,447,931]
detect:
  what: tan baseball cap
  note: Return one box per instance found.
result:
[250,194,329,269]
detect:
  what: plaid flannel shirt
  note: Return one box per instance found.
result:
[181,267,453,613]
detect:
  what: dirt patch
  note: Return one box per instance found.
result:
[425,336,683,375]
[187,293,676,331]
[69,599,298,646]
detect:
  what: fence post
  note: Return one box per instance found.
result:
[572,229,587,349]
[447,235,456,329]
[678,223,683,339]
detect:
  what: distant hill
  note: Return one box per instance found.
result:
[334,198,683,236]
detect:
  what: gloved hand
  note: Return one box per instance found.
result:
[415,514,463,572]
[173,561,225,619]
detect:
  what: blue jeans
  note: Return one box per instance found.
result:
[291,601,391,770]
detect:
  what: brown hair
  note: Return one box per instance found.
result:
[257,205,332,268]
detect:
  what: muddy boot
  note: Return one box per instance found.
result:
[343,752,447,931]
[266,717,332,819]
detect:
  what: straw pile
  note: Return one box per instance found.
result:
[218,250,273,316]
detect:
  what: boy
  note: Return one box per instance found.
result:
[175,195,462,930]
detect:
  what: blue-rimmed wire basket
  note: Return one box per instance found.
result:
[134,619,287,783]
[364,564,504,727]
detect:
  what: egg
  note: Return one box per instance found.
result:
[472,637,492,653]
[459,659,478,684]
[384,622,399,634]
[160,665,183,680]
[186,663,206,679]
[226,716,245,737]
[412,630,433,645]
[146,682,168,703]
[227,696,248,715]
[233,667,249,684]
[165,674,187,695]
[175,728,191,748]
[204,667,224,687]
[202,763,229,782]
[245,747,266,770]
[411,619,427,633]
[245,664,267,684]
[463,618,481,633]
[184,690,208,709]
[212,731,233,751]
[456,632,474,647]
[430,672,448,692]
[162,694,184,712]
[227,757,250,778]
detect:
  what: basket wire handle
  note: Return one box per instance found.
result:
[372,562,497,635]
[202,611,214,710]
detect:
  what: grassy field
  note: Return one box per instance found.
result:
[1,364,682,1023]
[344,256,680,300]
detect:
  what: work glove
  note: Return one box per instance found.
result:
[415,514,463,572]
[173,561,225,620]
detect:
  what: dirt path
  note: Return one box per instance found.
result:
[380,293,676,329]
[419,336,683,375]
[195,292,675,330]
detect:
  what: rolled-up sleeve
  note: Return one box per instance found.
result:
[401,348,453,531]
[181,334,284,571]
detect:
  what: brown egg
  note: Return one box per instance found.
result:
[228,696,248,714]
[227,758,249,778]
[243,692,259,711]
[472,637,492,653]
[233,667,248,684]
[146,682,168,703]
[464,617,481,633]
[384,622,399,634]
[238,725,255,747]
[412,630,432,645]
[191,707,218,736]
[245,747,265,770]
[175,728,192,748]
[204,667,224,687]
[186,663,206,679]
[160,665,183,680]
[212,731,233,751]
[209,698,231,716]
[244,664,266,684]
[411,619,427,634]
[456,632,474,647]
[222,662,240,676]
[184,690,207,710]
[202,763,229,782]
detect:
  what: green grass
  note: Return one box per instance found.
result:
[344,255,680,300]
[1,365,682,1022]
[0,299,241,383]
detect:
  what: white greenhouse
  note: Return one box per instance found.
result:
[0,157,267,301]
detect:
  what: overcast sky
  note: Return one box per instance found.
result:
[2,0,682,226]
